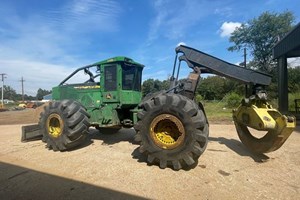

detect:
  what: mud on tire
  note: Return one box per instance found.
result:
[134,93,209,170]
[39,100,90,151]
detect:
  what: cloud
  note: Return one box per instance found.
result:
[288,58,300,68]
[177,42,186,47]
[214,7,233,18]
[219,21,241,37]
[146,0,169,45]
[0,59,73,95]
[142,69,170,81]
[0,0,122,96]
[59,0,121,32]
[147,0,214,44]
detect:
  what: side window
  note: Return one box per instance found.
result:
[122,65,135,90]
[122,64,143,91]
[134,68,142,91]
[104,65,117,91]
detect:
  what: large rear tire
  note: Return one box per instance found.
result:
[134,94,209,170]
[39,100,90,151]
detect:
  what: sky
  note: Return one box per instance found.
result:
[0,0,299,96]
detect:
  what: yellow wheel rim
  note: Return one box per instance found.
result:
[47,113,64,138]
[150,114,185,150]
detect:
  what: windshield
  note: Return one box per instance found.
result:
[122,64,142,91]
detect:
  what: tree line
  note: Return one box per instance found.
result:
[142,65,300,100]
[0,85,51,101]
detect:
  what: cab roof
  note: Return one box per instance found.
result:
[93,56,144,68]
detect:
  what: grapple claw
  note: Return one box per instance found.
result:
[233,95,296,154]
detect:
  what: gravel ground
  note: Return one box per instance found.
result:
[0,112,299,200]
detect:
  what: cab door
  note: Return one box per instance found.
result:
[101,64,120,103]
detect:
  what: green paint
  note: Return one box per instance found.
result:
[52,57,144,128]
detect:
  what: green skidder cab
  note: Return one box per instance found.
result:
[52,57,144,128]
[34,57,143,151]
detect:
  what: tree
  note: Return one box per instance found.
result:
[228,11,295,73]
[36,88,51,100]
[223,78,245,96]
[142,79,156,97]
[197,76,226,100]
[1,85,17,100]
[196,76,246,100]
[288,66,300,93]
[0,85,37,101]
[142,79,169,97]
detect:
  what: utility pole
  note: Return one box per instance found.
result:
[20,77,25,102]
[0,73,7,108]
[243,48,248,97]
[244,48,247,68]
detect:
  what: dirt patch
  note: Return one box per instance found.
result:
[0,104,234,126]
[0,104,46,125]
[0,105,299,199]
[0,124,299,199]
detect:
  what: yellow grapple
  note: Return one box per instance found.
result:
[233,94,296,153]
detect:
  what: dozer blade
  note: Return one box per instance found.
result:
[233,102,296,154]
[21,124,43,142]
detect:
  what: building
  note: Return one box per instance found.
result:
[273,22,300,114]
[42,94,52,102]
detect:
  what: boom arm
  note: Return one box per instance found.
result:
[173,45,295,154]
[175,45,271,86]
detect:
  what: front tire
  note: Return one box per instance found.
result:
[134,94,209,170]
[39,100,90,151]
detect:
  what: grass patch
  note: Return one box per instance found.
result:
[201,101,233,124]
[289,93,300,112]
